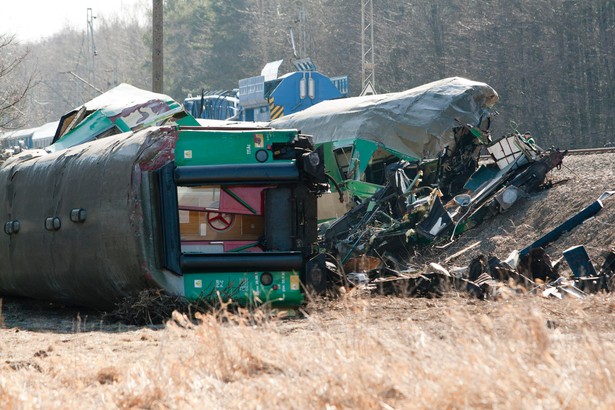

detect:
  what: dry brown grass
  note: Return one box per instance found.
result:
[2,294,615,409]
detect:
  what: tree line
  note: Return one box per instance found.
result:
[2,0,613,149]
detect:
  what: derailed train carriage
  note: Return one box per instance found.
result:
[0,85,329,309]
[270,77,500,221]
[271,77,567,271]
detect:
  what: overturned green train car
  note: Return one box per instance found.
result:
[0,125,328,309]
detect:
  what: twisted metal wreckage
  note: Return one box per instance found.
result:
[0,79,610,310]
[273,77,613,299]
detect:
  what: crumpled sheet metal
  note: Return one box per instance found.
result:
[0,126,182,309]
[82,83,182,123]
[270,77,498,159]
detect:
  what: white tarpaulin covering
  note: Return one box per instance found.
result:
[270,77,499,159]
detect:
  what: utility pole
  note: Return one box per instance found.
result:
[361,0,376,95]
[86,8,97,98]
[152,0,164,93]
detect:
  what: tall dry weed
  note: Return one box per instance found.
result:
[3,296,615,409]
[163,296,615,409]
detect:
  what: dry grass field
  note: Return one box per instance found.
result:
[0,152,613,409]
[3,295,615,409]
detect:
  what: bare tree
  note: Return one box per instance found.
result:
[0,34,37,129]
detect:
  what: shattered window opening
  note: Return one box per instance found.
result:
[364,148,401,186]
[333,146,352,179]
[94,126,122,141]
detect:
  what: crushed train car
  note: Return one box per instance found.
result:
[0,86,329,309]
[267,76,576,288]
[270,77,499,221]
[48,83,200,152]
[319,126,567,277]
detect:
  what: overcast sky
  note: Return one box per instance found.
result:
[1,0,147,43]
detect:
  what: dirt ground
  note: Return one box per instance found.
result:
[0,152,613,409]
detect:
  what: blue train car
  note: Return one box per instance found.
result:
[183,93,241,121]
[239,70,348,122]
[0,127,37,150]
[185,59,349,122]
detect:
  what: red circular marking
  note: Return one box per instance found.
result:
[207,212,234,231]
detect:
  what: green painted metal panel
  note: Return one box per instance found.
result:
[51,111,115,152]
[341,180,382,199]
[318,137,420,198]
[175,129,298,166]
[183,271,304,306]
[352,139,378,176]
[463,164,500,191]
[320,141,343,190]
[175,113,200,127]
[113,117,132,133]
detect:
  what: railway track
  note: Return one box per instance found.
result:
[566,146,615,155]
[480,146,615,161]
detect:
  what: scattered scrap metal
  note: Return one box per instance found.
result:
[274,76,598,300]
[318,125,613,299]
[320,130,563,265]
[330,190,614,300]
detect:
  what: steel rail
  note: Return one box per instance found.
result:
[479,146,615,161]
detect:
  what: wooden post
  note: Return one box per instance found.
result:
[152,0,163,93]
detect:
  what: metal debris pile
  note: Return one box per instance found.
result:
[451,245,615,300]
[319,130,614,300]
[333,244,615,301]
